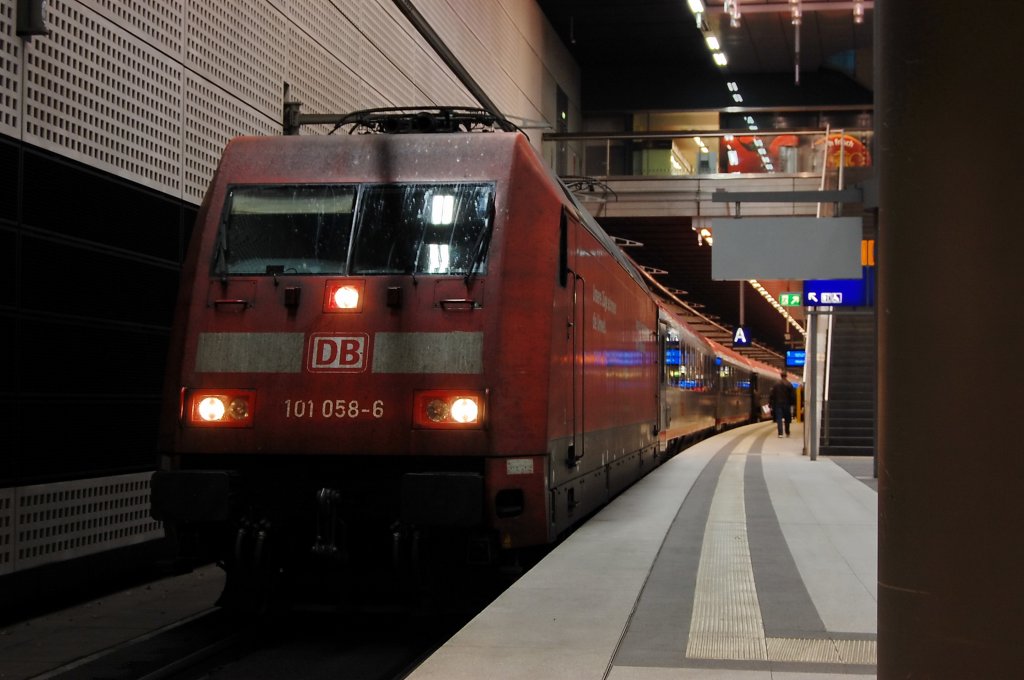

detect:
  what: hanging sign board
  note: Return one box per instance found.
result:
[710,217,862,280]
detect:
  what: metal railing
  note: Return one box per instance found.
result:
[542,128,873,180]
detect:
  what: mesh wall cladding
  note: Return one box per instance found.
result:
[22,1,184,192]
[0,472,163,575]
[0,0,20,136]
[7,0,556,204]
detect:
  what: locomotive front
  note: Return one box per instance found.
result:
[151,120,553,604]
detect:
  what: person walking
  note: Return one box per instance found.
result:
[769,371,796,437]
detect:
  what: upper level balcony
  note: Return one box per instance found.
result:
[541,128,874,222]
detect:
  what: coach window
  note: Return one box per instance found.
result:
[351,183,494,275]
[680,346,696,390]
[665,337,681,386]
[218,185,356,275]
[684,348,695,390]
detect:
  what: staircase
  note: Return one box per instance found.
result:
[821,312,875,455]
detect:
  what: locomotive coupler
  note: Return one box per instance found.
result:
[390,521,425,584]
[233,516,272,572]
[312,488,345,560]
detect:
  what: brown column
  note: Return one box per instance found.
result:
[877,2,1024,676]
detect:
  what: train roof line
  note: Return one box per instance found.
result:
[282,104,522,135]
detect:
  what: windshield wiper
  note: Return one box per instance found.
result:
[464,197,495,286]
[213,229,229,280]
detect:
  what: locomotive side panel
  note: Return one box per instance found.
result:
[485,136,563,458]
[577,225,659,465]
[546,213,661,536]
[479,136,568,549]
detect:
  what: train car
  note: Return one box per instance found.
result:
[150,108,671,606]
[655,301,717,454]
[708,339,757,430]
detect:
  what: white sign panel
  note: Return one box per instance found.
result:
[710,217,862,280]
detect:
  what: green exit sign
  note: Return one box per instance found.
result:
[780,292,802,306]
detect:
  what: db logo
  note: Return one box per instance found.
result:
[308,333,369,372]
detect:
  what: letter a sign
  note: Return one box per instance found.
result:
[732,325,752,348]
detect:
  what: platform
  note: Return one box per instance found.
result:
[406,420,877,679]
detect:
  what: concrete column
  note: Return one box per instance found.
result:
[877,2,1024,676]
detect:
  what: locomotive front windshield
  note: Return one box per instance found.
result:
[217,183,494,276]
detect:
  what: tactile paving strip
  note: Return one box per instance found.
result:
[686,454,767,661]
[766,636,877,664]
[685,451,876,666]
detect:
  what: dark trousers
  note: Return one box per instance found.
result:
[775,407,791,435]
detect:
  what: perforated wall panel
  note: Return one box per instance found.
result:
[183,72,277,201]
[185,0,286,119]
[5,472,163,574]
[0,489,11,575]
[0,0,20,137]
[78,0,185,58]
[22,0,184,193]
[448,0,519,108]
[5,0,574,205]
[286,0,370,117]
[357,0,417,106]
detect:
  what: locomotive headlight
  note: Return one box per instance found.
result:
[197,397,227,422]
[414,391,485,429]
[450,398,479,423]
[323,279,364,313]
[332,285,360,309]
[185,389,256,428]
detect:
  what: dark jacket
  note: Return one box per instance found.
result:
[769,380,795,416]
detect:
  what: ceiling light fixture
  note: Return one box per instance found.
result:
[749,280,804,336]
[687,0,706,29]
[725,0,742,28]
[853,1,864,24]
[791,1,802,84]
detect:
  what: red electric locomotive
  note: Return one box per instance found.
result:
[151,107,781,607]
[152,108,674,605]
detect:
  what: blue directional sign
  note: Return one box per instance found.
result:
[786,350,806,367]
[803,277,868,307]
[732,325,752,347]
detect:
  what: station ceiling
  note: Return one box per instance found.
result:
[536,0,875,363]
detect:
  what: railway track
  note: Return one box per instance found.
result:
[35,579,505,680]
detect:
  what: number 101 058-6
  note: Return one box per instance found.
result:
[285,399,384,419]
